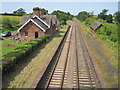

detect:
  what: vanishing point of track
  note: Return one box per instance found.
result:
[36,19,101,89]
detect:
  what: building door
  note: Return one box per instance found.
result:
[35,32,38,38]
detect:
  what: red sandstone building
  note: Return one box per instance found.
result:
[18,7,57,41]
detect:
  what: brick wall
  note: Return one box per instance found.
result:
[19,21,45,41]
[90,27,96,37]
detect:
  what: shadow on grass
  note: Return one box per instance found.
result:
[2,30,65,88]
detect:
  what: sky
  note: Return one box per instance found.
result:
[1,2,119,15]
[1,0,120,2]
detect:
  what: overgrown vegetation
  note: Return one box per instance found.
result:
[77,9,118,47]
[84,16,118,45]
[114,11,120,23]
[77,9,118,87]
[78,20,118,87]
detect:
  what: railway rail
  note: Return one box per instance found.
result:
[36,20,101,89]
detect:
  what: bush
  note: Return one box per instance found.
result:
[77,11,91,21]
[96,22,118,43]
[2,35,50,72]
[85,17,97,25]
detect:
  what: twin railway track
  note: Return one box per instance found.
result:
[36,20,101,89]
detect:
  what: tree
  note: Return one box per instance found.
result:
[106,14,113,23]
[89,11,94,17]
[114,11,120,23]
[41,8,46,15]
[98,9,108,20]
[102,9,108,15]
[13,8,26,15]
[51,10,73,25]
[77,11,90,21]
[2,18,12,29]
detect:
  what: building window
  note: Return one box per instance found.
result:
[24,32,28,37]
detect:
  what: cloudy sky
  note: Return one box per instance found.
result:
[0,1,119,15]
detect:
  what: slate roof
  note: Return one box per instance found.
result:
[20,15,57,26]
[40,15,57,26]
[19,15,34,25]
[32,18,49,30]
[18,14,57,32]
[90,21,102,30]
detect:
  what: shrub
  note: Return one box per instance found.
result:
[85,17,97,25]
[96,22,118,43]
[2,35,50,72]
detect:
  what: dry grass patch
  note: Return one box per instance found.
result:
[96,39,118,68]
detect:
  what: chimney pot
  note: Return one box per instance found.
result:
[46,10,48,15]
[40,8,42,15]
[33,7,40,16]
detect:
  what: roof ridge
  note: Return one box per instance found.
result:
[33,15,50,28]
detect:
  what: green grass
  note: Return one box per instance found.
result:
[0,40,27,58]
[0,15,22,33]
[0,15,22,23]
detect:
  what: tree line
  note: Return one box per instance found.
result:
[1,8,74,31]
[2,8,120,24]
[2,8,120,33]
[51,10,73,25]
[77,9,120,23]
[1,8,49,16]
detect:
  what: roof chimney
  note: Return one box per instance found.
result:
[46,10,48,15]
[33,7,40,16]
[40,8,42,15]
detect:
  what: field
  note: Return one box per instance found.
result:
[0,15,22,23]
[0,15,22,33]
[0,40,27,59]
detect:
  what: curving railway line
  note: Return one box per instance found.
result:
[36,19,101,89]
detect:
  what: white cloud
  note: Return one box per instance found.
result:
[1,0,120,2]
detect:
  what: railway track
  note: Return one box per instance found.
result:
[36,20,101,89]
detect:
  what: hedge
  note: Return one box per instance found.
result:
[2,35,50,72]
